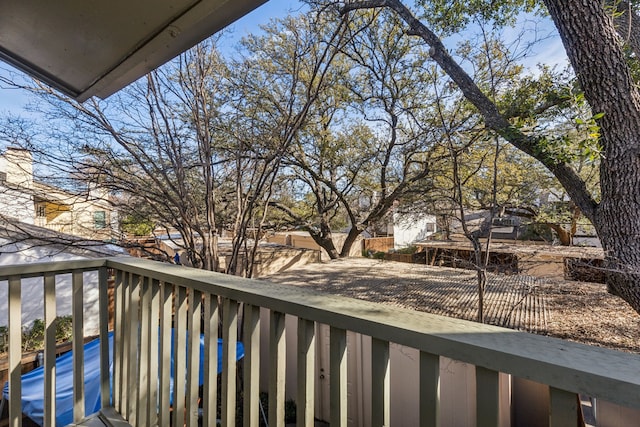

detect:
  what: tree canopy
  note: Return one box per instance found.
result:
[337,0,640,313]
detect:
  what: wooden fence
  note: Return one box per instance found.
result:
[362,237,394,254]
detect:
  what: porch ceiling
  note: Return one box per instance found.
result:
[0,0,267,102]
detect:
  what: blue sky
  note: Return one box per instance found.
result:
[232,0,305,36]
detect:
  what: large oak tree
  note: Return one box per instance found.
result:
[336,0,640,314]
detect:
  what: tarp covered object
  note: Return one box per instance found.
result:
[3,331,244,426]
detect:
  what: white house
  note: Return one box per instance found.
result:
[0,147,119,241]
[393,211,437,249]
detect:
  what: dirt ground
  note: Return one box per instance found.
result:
[263,257,640,354]
[537,279,640,353]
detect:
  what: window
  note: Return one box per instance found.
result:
[37,205,46,217]
[94,211,106,229]
[493,217,516,227]
[425,223,435,232]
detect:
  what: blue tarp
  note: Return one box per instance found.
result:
[3,331,244,427]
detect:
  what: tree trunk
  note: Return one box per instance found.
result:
[545,0,640,311]
[470,236,486,323]
[309,233,340,259]
[546,224,572,246]
[308,216,341,259]
[339,225,363,258]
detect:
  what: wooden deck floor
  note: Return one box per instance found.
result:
[265,258,549,334]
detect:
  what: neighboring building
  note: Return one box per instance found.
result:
[0,217,126,334]
[393,211,437,249]
[0,147,119,241]
[443,209,526,241]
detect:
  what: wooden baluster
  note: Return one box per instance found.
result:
[158,283,173,427]
[172,286,188,427]
[147,278,160,426]
[203,294,219,427]
[243,304,261,427]
[8,276,22,427]
[297,318,315,427]
[420,352,440,427]
[186,289,202,427]
[138,276,151,426]
[43,273,57,426]
[269,311,286,427]
[550,387,578,427]
[127,274,141,425]
[371,338,390,427]
[330,327,347,427]
[221,299,238,427]
[476,366,500,427]
[72,271,85,422]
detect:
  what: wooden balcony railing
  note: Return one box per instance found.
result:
[1,256,639,427]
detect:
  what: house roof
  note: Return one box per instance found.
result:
[31,180,112,210]
[0,0,267,101]
[0,178,113,212]
[0,217,125,258]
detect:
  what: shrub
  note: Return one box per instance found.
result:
[0,315,76,353]
[395,245,417,254]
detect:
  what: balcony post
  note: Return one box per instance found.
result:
[113,270,124,413]
[72,271,85,422]
[330,327,347,427]
[297,318,315,427]
[420,352,440,427]
[172,286,188,427]
[98,267,110,409]
[158,283,174,427]
[203,294,220,427]
[186,289,202,427]
[222,298,239,427]
[137,276,151,427]
[243,304,261,427]
[476,366,500,426]
[126,274,141,425]
[120,271,132,416]
[146,279,160,426]
[44,273,57,427]
[549,387,578,427]
[8,276,21,427]
[371,338,390,427]
[269,311,286,427]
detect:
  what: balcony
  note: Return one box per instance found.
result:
[1,256,639,427]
